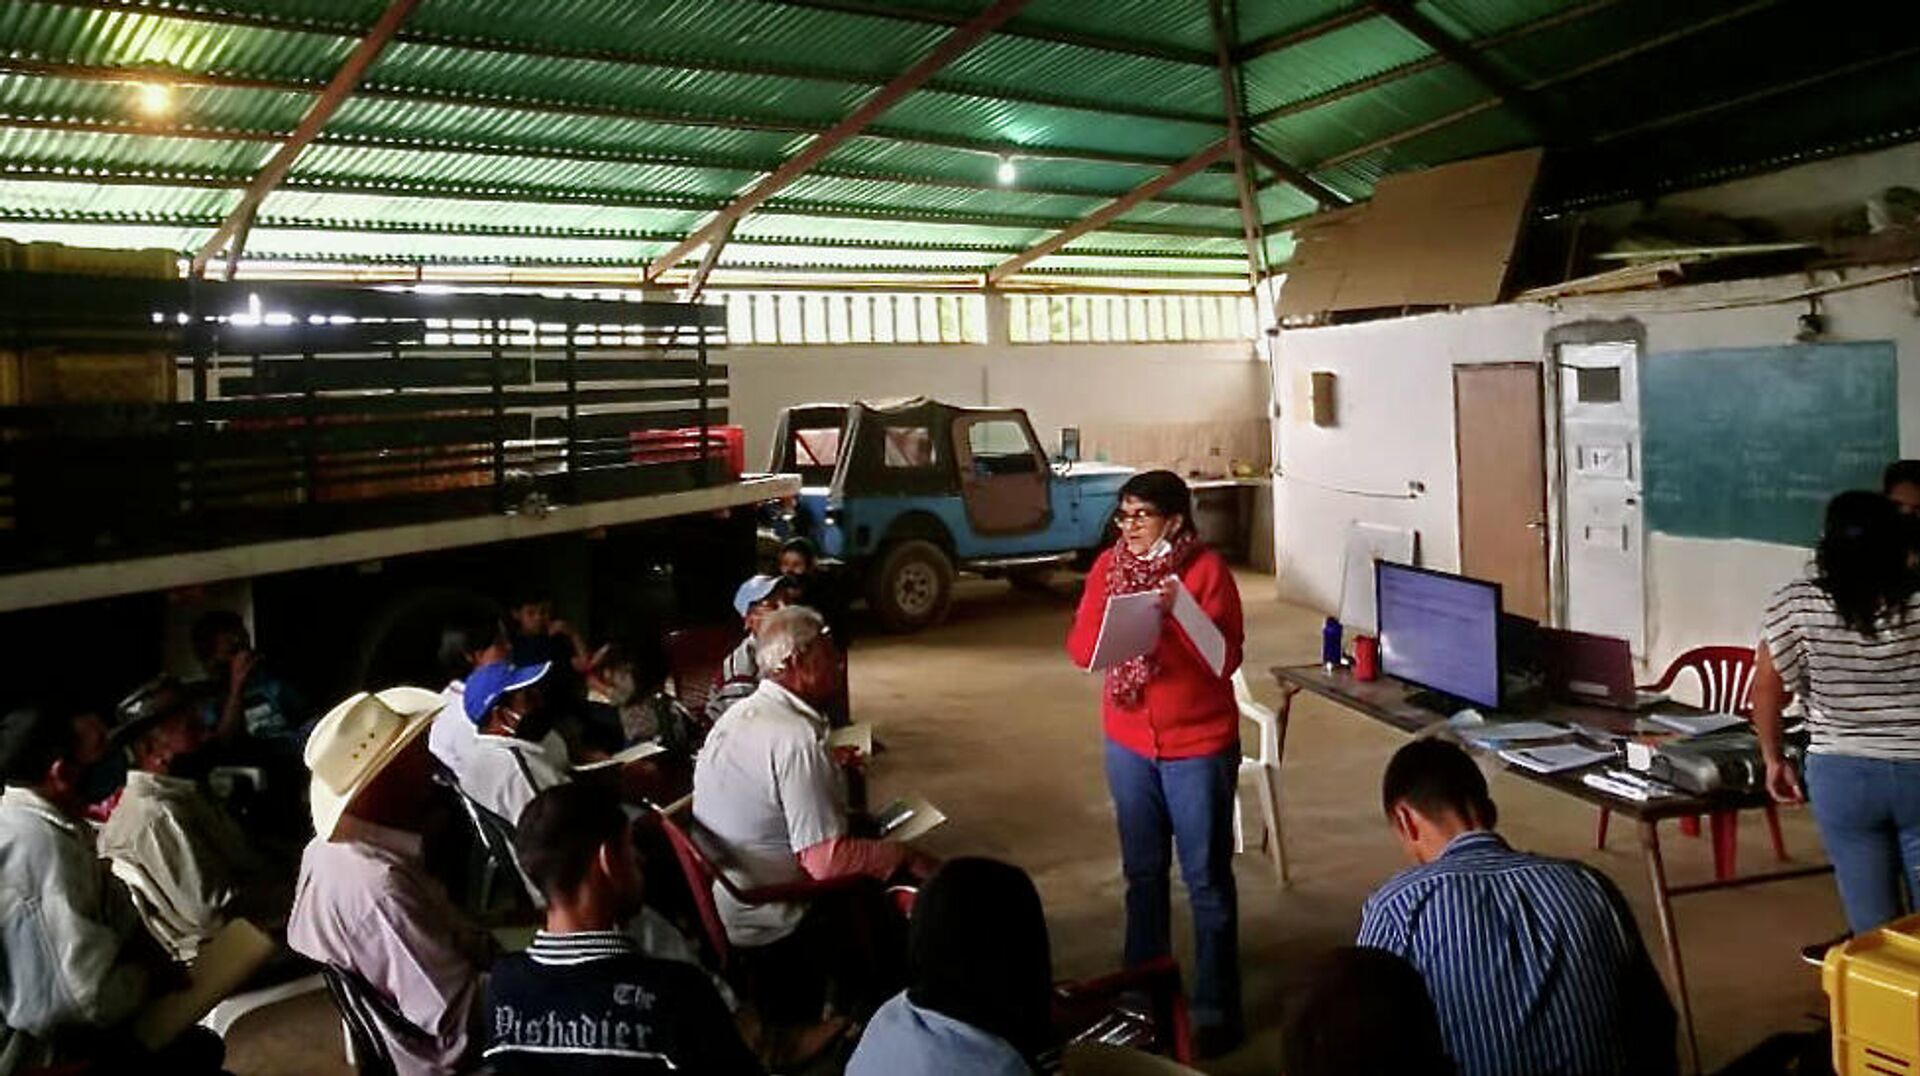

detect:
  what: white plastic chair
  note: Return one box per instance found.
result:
[1230,669,1289,885]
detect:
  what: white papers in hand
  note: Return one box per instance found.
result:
[1170,581,1227,676]
[875,795,947,843]
[1084,591,1163,671]
[572,740,667,772]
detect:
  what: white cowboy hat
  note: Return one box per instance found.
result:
[304,686,444,840]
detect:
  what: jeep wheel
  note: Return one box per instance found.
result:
[868,539,954,632]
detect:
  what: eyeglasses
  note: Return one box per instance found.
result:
[1113,508,1164,527]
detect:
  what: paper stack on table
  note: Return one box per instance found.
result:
[875,795,946,843]
[1458,721,1569,750]
[1499,743,1614,775]
[1646,713,1748,738]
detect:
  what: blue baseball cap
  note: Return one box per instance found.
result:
[733,574,785,619]
[464,661,551,725]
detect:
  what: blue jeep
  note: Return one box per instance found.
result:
[770,398,1133,631]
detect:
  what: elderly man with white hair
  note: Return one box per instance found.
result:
[692,605,936,1033]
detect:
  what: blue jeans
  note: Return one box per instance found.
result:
[1804,752,1920,932]
[1103,739,1242,1032]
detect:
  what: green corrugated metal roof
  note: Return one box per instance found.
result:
[0,0,1915,288]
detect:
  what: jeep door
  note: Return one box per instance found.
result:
[951,411,1052,536]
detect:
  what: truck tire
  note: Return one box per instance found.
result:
[868,539,954,632]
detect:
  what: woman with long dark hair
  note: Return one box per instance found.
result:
[847,858,1053,1075]
[1756,490,1920,931]
[1064,469,1245,1056]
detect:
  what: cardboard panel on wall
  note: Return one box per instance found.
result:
[1279,148,1544,318]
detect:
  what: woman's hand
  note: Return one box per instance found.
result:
[1155,577,1180,615]
[1764,756,1804,804]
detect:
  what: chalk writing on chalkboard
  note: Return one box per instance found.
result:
[1641,342,1898,548]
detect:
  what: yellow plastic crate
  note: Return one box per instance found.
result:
[1825,912,1920,1074]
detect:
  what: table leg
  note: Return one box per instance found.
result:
[1639,819,1702,1076]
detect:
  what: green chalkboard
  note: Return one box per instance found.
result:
[1641,341,1898,547]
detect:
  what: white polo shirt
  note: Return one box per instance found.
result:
[691,678,847,947]
[427,681,476,778]
[461,730,571,826]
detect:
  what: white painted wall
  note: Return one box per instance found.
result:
[725,338,1266,468]
[1274,267,1920,673]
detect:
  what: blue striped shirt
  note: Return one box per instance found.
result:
[1357,831,1676,1076]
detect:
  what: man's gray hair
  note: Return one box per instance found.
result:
[758,604,826,673]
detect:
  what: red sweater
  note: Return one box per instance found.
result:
[1066,545,1245,760]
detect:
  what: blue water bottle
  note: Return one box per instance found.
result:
[1322,616,1343,671]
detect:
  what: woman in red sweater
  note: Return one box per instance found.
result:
[1065,469,1245,1057]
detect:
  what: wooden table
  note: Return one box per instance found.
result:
[1272,664,1832,1074]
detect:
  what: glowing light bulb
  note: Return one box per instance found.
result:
[135,82,173,116]
[996,155,1016,185]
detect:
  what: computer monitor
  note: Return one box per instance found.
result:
[1375,561,1503,709]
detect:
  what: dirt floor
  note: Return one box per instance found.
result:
[226,569,1840,1074]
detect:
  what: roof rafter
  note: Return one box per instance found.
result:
[1372,0,1551,138]
[0,57,1223,174]
[1206,0,1264,288]
[1242,140,1348,208]
[754,0,1216,65]
[988,141,1229,285]
[643,0,1037,283]
[0,114,1243,211]
[1233,4,1379,63]
[30,0,1222,129]
[685,220,736,302]
[188,0,419,277]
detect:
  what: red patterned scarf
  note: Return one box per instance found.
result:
[1104,528,1202,707]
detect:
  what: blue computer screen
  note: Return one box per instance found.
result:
[1375,562,1502,708]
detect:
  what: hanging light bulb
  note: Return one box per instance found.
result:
[134,82,173,117]
[996,154,1017,186]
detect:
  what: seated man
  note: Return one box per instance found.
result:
[705,574,798,725]
[1357,738,1676,1076]
[428,611,510,783]
[0,706,221,1074]
[192,609,309,752]
[461,660,572,826]
[99,678,290,961]
[288,687,495,1076]
[693,606,934,1023]
[486,783,762,1074]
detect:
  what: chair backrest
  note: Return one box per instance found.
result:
[1052,955,1193,1065]
[654,809,734,969]
[1652,646,1759,716]
[443,775,544,907]
[665,625,745,715]
[319,964,416,1076]
[1230,670,1280,768]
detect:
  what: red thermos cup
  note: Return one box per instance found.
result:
[1354,635,1379,681]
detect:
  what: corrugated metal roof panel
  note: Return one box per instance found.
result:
[734,214,1050,249]
[1257,65,1491,167]
[259,188,710,236]
[289,143,758,200]
[0,177,235,218]
[822,138,1171,196]
[1017,0,1220,54]
[0,125,267,174]
[780,172,1108,220]
[1238,0,1372,48]
[1240,16,1428,115]
[0,72,314,132]
[941,36,1219,115]
[329,97,807,162]
[2,2,351,77]
[880,90,1222,161]
[1255,184,1321,225]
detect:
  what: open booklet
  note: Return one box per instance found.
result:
[572,739,667,772]
[1083,581,1226,676]
[874,795,946,843]
[826,722,874,758]
[133,918,277,1050]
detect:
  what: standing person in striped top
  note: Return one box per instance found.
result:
[1356,739,1676,1076]
[1756,490,1920,933]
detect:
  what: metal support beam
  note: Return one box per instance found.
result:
[761,0,1215,65]
[643,0,1034,283]
[1234,4,1379,63]
[189,0,419,277]
[1207,0,1265,288]
[1243,140,1348,208]
[1374,0,1550,138]
[988,142,1228,285]
[684,220,736,302]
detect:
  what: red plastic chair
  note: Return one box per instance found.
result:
[1594,645,1786,880]
[1052,956,1195,1065]
[664,625,744,717]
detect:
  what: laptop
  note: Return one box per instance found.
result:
[1540,628,1667,710]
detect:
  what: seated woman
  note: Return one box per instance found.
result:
[848,857,1053,1076]
[1282,947,1455,1076]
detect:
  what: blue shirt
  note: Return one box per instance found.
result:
[847,992,1031,1076]
[1357,831,1675,1076]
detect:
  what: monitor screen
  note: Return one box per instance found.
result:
[1375,562,1503,709]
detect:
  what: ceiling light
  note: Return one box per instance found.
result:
[996,155,1017,186]
[135,81,173,116]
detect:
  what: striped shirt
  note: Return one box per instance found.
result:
[1357,831,1675,1076]
[486,930,762,1075]
[1761,578,1920,760]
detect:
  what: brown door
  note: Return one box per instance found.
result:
[952,412,1052,536]
[1454,364,1549,620]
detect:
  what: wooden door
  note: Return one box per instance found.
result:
[1454,364,1549,620]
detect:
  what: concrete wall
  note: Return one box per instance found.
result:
[725,338,1266,468]
[1273,268,1920,673]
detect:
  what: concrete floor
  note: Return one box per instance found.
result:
[227,570,1840,1074]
